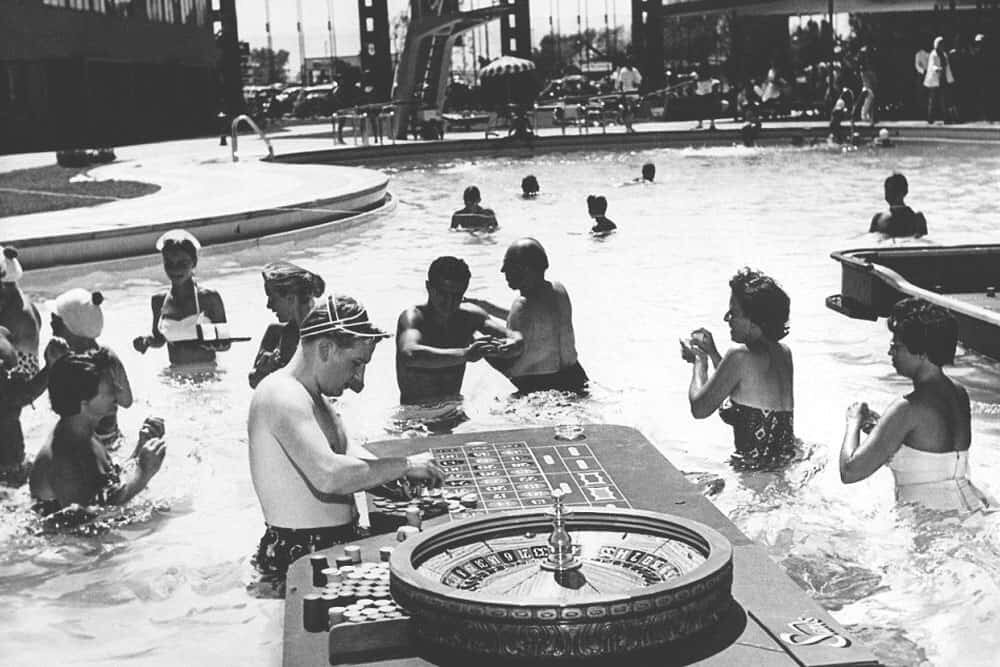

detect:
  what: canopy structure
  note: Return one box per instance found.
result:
[479,55,536,79]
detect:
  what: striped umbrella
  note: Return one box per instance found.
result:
[479,55,536,79]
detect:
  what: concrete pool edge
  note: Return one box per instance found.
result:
[272,121,1000,166]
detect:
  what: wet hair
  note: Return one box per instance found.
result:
[729,268,790,342]
[463,185,481,204]
[262,261,325,300]
[888,297,957,365]
[885,172,908,198]
[49,349,112,417]
[641,163,655,181]
[587,195,608,216]
[521,175,539,196]
[428,256,470,286]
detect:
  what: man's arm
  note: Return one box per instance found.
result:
[473,307,523,358]
[915,213,928,238]
[463,297,509,320]
[554,283,578,367]
[396,308,486,368]
[258,385,423,496]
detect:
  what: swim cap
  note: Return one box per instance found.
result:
[878,128,890,140]
[300,294,390,341]
[54,288,105,339]
[155,229,201,257]
[262,261,325,297]
[0,246,24,284]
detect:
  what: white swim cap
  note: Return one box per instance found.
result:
[879,129,890,140]
[0,246,24,284]
[54,288,105,339]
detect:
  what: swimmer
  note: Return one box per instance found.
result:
[249,261,326,388]
[587,195,617,235]
[521,175,540,198]
[248,295,445,585]
[29,350,166,515]
[132,230,230,366]
[627,163,655,184]
[468,239,588,395]
[0,246,45,480]
[680,267,794,468]
[396,256,521,406]
[450,186,498,231]
[52,289,133,448]
[869,173,927,238]
[840,298,994,512]
[873,128,893,147]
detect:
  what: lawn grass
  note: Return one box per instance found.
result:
[0,164,160,218]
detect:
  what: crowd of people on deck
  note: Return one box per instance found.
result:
[0,158,990,589]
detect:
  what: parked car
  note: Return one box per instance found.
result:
[292,84,339,118]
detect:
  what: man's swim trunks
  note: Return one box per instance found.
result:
[254,523,357,580]
[510,362,589,395]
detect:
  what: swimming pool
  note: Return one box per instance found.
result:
[3,141,1000,666]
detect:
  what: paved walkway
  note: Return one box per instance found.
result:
[1,117,997,247]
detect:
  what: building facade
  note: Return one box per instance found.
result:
[1,0,220,153]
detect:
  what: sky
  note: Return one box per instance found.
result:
[234,0,636,79]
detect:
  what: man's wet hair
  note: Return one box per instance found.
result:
[888,297,957,365]
[729,268,790,342]
[521,175,539,196]
[587,195,608,216]
[463,185,481,204]
[49,349,112,417]
[885,172,908,198]
[642,163,655,181]
[428,256,471,286]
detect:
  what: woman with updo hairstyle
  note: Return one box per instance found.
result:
[840,297,995,512]
[132,229,230,366]
[249,261,326,388]
[29,350,166,515]
[681,267,795,468]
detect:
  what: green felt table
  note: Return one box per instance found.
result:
[283,425,880,666]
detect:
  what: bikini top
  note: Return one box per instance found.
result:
[158,284,208,342]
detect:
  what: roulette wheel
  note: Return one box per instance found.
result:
[389,491,733,660]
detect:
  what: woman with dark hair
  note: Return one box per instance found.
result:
[249,261,326,388]
[132,229,230,366]
[840,298,994,511]
[681,268,795,468]
[29,351,166,515]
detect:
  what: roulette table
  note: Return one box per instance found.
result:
[283,425,880,666]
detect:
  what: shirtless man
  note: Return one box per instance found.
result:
[248,294,445,583]
[450,186,498,231]
[396,257,520,406]
[869,172,928,238]
[469,239,588,394]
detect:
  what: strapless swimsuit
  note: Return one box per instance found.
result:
[719,399,796,469]
[888,445,996,512]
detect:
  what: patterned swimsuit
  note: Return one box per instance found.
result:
[719,399,796,470]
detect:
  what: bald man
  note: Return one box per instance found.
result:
[468,238,588,394]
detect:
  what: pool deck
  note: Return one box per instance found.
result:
[1,118,997,270]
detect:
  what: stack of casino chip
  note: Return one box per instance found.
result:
[305,545,409,630]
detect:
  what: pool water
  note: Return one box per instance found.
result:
[3,141,1000,666]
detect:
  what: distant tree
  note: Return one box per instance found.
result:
[249,48,290,85]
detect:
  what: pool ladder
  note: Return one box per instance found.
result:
[230,114,275,163]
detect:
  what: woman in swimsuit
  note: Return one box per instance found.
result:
[840,298,994,512]
[0,245,45,480]
[681,267,795,468]
[133,230,230,366]
[29,350,166,515]
[249,261,325,388]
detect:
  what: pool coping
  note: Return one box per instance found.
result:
[3,120,997,271]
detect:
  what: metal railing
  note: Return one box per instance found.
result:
[230,114,275,163]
